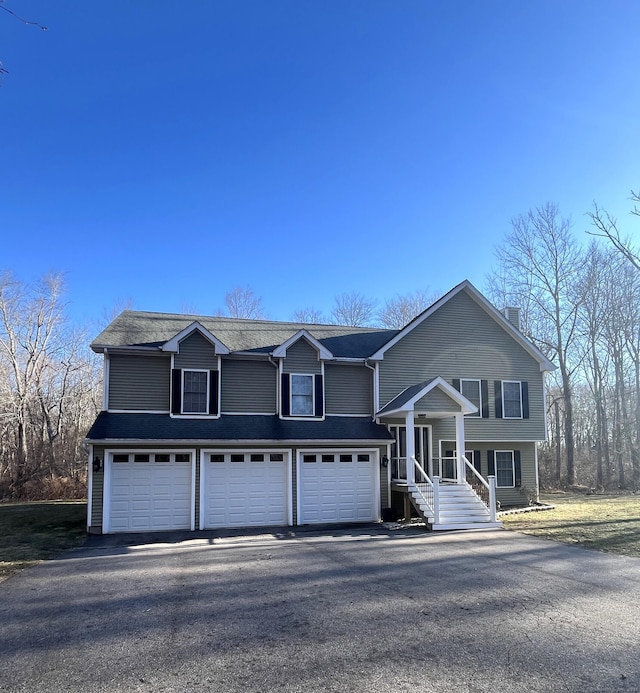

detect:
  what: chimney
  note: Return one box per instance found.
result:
[503,307,521,331]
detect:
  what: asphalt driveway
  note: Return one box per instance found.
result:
[1,526,639,692]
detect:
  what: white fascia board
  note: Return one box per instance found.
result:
[84,437,390,446]
[369,280,556,373]
[271,329,333,360]
[91,345,163,355]
[162,321,230,354]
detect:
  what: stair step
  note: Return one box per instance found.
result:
[431,521,503,531]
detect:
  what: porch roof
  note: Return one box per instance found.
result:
[376,376,477,418]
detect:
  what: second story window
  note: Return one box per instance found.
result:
[502,380,523,419]
[182,370,208,414]
[460,379,481,417]
[291,374,314,415]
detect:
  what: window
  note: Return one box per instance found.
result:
[291,374,314,416]
[182,370,208,414]
[502,381,523,419]
[495,451,515,487]
[460,379,481,417]
[175,453,190,463]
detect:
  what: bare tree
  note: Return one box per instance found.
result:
[378,289,437,329]
[0,272,101,498]
[291,307,325,324]
[489,203,585,485]
[330,292,377,327]
[588,193,640,271]
[222,286,266,320]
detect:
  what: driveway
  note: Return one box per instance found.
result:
[1,526,639,692]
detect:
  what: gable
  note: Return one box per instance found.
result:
[174,331,218,370]
[414,387,461,413]
[282,338,321,374]
[378,289,544,406]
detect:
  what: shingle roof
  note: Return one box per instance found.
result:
[86,412,394,442]
[91,311,398,359]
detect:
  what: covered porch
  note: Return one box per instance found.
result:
[377,377,500,530]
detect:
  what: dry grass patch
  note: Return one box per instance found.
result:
[0,501,87,582]
[502,493,640,557]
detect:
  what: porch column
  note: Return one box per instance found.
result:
[454,412,466,483]
[405,410,415,484]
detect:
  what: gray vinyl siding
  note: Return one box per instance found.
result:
[378,289,547,441]
[282,339,321,374]
[325,364,372,415]
[175,332,217,369]
[108,354,171,411]
[221,359,277,413]
[90,445,105,532]
[415,388,460,413]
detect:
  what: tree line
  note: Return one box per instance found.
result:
[1,190,638,498]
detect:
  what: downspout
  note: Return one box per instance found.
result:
[363,360,379,418]
[268,356,280,415]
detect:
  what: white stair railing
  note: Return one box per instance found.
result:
[463,458,497,522]
[409,456,437,520]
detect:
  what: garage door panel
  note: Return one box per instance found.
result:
[108,452,193,532]
[299,450,377,525]
[203,451,288,529]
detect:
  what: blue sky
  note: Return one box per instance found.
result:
[2,1,639,327]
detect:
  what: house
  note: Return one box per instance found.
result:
[85,281,555,534]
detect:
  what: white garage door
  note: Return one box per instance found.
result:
[108,451,193,533]
[202,450,289,528]
[298,450,378,525]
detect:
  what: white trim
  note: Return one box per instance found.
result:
[103,448,197,533]
[107,409,170,414]
[271,329,333,360]
[290,373,315,417]
[534,444,540,500]
[323,413,372,418]
[296,447,380,525]
[200,448,293,529]
[92,345,164,355]
[494,449,516,488]
[459,378,481,417]
[86,444,93,531]
[181,368,210,415]
[88,437,390,445]
[220,411,277,416]
[162,321,230,354]
[501,380,523,419]
[369,280,556,373]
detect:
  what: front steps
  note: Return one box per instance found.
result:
[407,481,503,531]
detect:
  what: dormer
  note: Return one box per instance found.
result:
[273,330,332,420]
[163,322,229,418]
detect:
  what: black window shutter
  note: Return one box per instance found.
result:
[494,381,503,418]
[171,369,182,414]
[514,450,522,487]
[209,370,219,416]
[481,380,489,418]
[314,374,324,417]
[487,450,495,476]
[521,382,529,419]
[281,373,290,416]
[473,450,482,474]
[452,378,460,392]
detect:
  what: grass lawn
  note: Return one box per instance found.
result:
[0,501,87,582]
[502,493,640,557]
